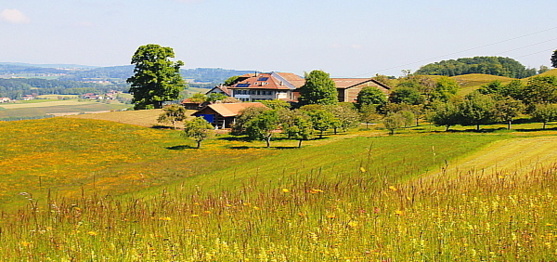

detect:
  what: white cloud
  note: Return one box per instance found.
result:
[0,9,31,24]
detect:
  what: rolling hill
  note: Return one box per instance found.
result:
[450,73,517,95]
[0,116,556,260]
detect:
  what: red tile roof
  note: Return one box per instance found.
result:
[198,102,267,117]
[228,72,304,90]
[206,85,232,96]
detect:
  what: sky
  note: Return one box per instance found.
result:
[1,0,556,77]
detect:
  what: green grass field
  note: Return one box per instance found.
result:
[0,100,131,120]
[0,114,556,260]
[451,74,517,95]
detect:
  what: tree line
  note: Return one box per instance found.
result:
[0,78,127,99]
[415,56,544,78]
[380,74,557,132]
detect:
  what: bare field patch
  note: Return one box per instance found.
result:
[67,109,196,127]
[0,100,96,109]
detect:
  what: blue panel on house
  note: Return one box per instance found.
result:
[236,83,250,87]
[257,77,269,81]
[198,114,214,123]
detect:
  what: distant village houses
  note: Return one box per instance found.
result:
[0,97,12,103]
[81,90,122,100]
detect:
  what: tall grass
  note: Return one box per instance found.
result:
[0,162,555,261]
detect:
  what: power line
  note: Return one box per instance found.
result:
[353,26,557,77]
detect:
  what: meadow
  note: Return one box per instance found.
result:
[0,116,556,261]
[0,100,131,120]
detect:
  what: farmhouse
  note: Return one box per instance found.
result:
[192,102,267,129]
[332,78,391,102]
[208,72,305,102]
[207,71,391,104]
[206,85,232,96]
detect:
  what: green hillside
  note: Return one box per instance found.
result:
[1,115,557,260]
[0,117,556,260]
[450,73,517,95]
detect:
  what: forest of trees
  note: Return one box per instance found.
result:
[0,78,127,99]
[415,56,540,78]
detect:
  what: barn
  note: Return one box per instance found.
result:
[192,102,267,129]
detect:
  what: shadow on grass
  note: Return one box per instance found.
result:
[430,127,507,133]
[152,125,175,130]
[218,136,248,141]
[228,146,253,150]
[227,145,300,150]
[166,145,196,150]
[275,146,300,150]
[515,127,557,132]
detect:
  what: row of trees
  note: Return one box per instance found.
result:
[232,103,360,148]
[379,74,557,132]
[0,78,127,99]
[157,101,361,149]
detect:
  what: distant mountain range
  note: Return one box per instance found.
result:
[0,62,254,88]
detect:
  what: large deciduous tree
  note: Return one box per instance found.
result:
[298,70,338,106]
[552,50,557,68]
[127,44,186,109]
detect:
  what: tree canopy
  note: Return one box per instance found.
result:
[356,86,387,107]
[183,117,214,149]
[127,44,186,109]
[415,56,537,78]
[157,104,187,129]
[552,50,557,68]
[298,70,338,106]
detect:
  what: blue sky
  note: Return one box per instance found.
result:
[1,0,556,77]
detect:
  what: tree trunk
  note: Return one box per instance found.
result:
[319,130,324,139]
[445,125,450,132]
[507,120,512,130]
[196,140,201,149]
[543,121,547,130]
[298,139,303,148]
[266,134,272,148]
[333,127,338,135]
[476,124,480,131]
